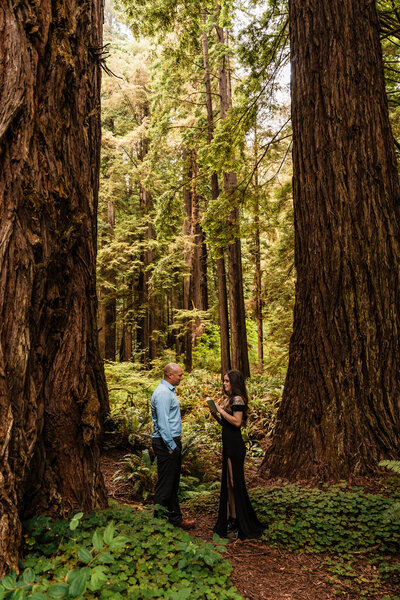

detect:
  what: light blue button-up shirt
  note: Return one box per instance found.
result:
[151,379,182,451]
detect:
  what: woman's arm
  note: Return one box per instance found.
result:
[215,403,243,427]
[210,410,222,425]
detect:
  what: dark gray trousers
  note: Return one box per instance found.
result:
[152,437,182,525]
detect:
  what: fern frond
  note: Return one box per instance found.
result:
[379,460,400,474]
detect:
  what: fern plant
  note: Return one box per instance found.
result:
[113,450,157,501]
[379,460,400,474]
[379,460,400,521]
[105,408,153,450]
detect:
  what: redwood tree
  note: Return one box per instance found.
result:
[216,17,250,379]
[266,0,400,479]
[0,0,108,573]
[201,11,231,374]
[98,200,117,360]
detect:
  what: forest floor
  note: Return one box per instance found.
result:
[101,449,400,600]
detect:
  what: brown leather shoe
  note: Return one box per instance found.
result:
[177,518,196,530]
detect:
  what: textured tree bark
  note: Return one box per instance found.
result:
[201,14,231,374]
[104,201,116,360]
[253,124,264,372]
[137,186,157,366]
[181,148,209,372]
[225,209,250,379]
[119,282,133,362]
[136,112,157,368]
[191,152,208,313]
[183,150,193,372]
[0,0,109,574]
[265,0,400,479]
[98,287,106,359]
[216,20,250,378]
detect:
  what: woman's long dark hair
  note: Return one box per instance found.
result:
[223,369,248,425]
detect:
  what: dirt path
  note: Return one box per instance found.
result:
[185,512,337,600]
[100,450,398,600]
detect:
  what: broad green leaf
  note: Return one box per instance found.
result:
[92,530,103,552]
[175,589,192,600]
[22,568,35,584]
[88,570,107,592]
[78,547,93,564]
[178,559,187,569]
[69,519,80,531]
[103,522,115,545]
[30,594,48,600]
[48,582,69,598]
[97,551,114,564]
[1,575,16,590]
[67,569,80,583]
[69,570,88,597]
[108,535,129,551]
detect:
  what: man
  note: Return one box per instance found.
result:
[151,362,195,529]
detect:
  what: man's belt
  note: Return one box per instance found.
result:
[173,436,181,441]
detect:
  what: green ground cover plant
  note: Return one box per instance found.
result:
[186,483,400,554]
[184,481,400,593]
[252,484,400,553]
[0,504,241,600]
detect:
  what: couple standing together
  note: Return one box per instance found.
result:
[151,362,265,540]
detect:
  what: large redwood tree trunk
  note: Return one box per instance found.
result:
[265,0,400,479]
[0,0,108,573]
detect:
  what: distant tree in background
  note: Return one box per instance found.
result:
[111,0,287,375]
[0,0,108,574]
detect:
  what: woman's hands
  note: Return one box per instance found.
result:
[216,403,243,427]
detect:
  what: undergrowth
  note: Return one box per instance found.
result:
[0,504,241,600]
[183,482,400,597]
[185,483,400,555]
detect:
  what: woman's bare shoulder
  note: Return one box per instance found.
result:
[232,395,245,405]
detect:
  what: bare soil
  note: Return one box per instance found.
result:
[100,449,400,600]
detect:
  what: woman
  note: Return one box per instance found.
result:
[211,369,265,540]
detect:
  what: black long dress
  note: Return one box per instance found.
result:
[213,397,266,539]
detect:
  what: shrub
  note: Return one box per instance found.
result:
[0,505,242,599]
[113,450,157,501]
[185,483,400,555]
[105,408,153,451]
[251,484,400,554]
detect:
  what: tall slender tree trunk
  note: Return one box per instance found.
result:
[253,121,264,372]
[104,201,116,360]
[98,288,106,359]
[119,280,133,361]
[266,0,400,479]
[136,116,157,368]
[137,185,157,366]
[183,149,193,371]
[191,151,208,313]
[0,0,108,573]
[216,18,250,378]
[98,201,116,361]
[201,9,231,374]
